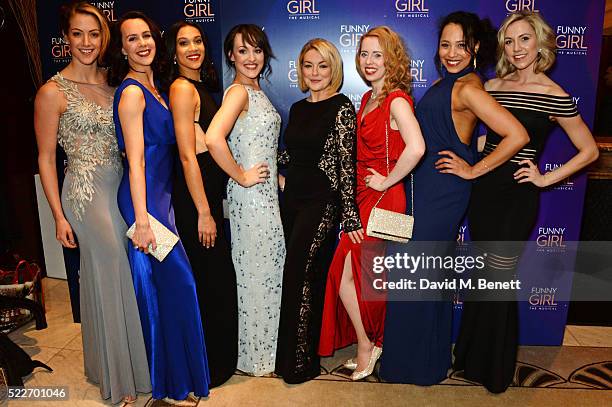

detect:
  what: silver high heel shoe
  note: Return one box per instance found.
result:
[343,358,358,370]
[350,346,382,381]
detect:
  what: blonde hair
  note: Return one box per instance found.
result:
[297,38,343,92]
[496,11,556,78]
[60,1,110,64]
[355,26,412,101]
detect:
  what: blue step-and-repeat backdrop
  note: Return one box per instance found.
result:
[37,0,606,345]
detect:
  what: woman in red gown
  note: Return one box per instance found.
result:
[318,26,425,381]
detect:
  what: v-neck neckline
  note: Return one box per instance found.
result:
[125,78,169,111]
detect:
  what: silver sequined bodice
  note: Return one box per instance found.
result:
[52,73,121,220]
[227,86,281,173]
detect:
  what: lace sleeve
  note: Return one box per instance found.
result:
[336,102,362,232]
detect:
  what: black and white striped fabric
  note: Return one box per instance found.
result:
[489,90,578,118]
[484,91,578,162]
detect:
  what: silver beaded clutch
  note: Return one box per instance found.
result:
[126,213,179,261]
[367,207,413,243]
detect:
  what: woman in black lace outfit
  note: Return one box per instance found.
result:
[275,38,362,384]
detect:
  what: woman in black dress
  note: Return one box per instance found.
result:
[451,11,599,393]
[166,21,238,388]
[275,38,363,384]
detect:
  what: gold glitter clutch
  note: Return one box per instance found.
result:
[367,206,414,243]
[366,121,414,243]
[126,214,179,262]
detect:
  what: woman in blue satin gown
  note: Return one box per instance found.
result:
[108,12,209,404]
[380,12,528,385]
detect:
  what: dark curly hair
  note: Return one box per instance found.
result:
[223,24,275,80]
[106,11,169,89]
[434,11,496,76]
[164,21,220,92]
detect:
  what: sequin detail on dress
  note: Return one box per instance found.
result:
[226,85,285,376]
[52,73,121,220]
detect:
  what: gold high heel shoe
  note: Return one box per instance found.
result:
[350,346,382,381]
[343,358,358,370]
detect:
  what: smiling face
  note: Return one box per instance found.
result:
[120,18,156,69]
[229,33,264,81]
[438,23,476,73]
[175,25,205,73]
[358,36,385,86]
[301,49,332,93]
[503,19,539,71]
[65,13,102,66]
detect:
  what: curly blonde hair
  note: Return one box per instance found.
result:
[496,11,556,78]
[355,26,412,101]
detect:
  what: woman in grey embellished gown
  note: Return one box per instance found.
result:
[207,24,285,376]
[34,2,150,404]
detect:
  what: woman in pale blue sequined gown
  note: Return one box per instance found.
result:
[34,3,150,404]
[206,24,285,376]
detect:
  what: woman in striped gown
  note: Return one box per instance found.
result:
[450,11,599,393]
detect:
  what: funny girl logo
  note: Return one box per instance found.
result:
[90,1,117,21]
[544,162,575,191]
[287,0,320,20]
[504,0,539,13]
[528,286,559,311]
[394,0,430,18]
[183,0,215,23]
[410,59,428,89]
[287,59,298,88]
[51,37,71,64]
[345,93,364,111]
[536,226,567,253]
[338,24,370,54]
[556,26,588,56]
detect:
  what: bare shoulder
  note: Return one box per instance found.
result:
[118,85,145,114]
[539,76,570,97]
[120,84,145,100]
[222,84,249,109]
[456,73,485,99]
[484,77,503,91]
[170,78,196,98]
[224,83,248,99]
[36,81,62,102]
[35,81,65,113]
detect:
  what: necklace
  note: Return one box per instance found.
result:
[129,65,147,74]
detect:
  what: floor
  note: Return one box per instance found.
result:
[5,278,612,406]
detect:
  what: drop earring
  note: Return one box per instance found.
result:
[173,57,177,65]
[473,57,477,70]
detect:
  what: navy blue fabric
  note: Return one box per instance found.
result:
[380,67,476,385]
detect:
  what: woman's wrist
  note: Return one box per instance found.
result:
[135,215,150,228]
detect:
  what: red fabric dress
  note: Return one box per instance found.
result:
[318,90,411,356]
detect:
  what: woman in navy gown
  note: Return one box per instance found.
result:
[380,11,529,385]
[108,12,209,405]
